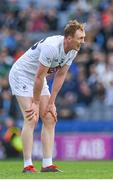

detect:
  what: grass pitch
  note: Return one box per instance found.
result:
[0,160,113,179]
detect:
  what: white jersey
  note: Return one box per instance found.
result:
[9,35,78,96]
[12,35,78,80]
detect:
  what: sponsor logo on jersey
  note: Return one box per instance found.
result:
[47,65,61,74]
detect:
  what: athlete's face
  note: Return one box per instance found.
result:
[69,29,85,51]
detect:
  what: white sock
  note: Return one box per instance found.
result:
[24,158,33,168]
[42,158,52,168]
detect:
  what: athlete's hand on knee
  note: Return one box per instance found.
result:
[25,102,39,122]
[45,103,57,122]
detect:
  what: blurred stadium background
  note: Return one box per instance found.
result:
[0,0,113,161]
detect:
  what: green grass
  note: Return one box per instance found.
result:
[0,160,113,179]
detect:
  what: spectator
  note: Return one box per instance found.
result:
[2,117,22,158]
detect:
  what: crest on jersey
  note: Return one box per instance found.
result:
[46,57,52,64]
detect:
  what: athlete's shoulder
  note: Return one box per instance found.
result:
[46,35,63,40]
[44,35,64,45]
[39,35,63,54]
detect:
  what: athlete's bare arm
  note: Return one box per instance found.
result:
[43,64,69,121]
[33,63,49,103]
[25,63,49,121]
[49,64,69,104]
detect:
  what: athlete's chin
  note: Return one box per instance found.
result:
[75,47,80,51]
[74,45,81,51]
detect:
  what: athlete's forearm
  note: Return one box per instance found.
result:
[33,63,49,104]
[49,71,67,104]
[49,65,69,104]
[33,76,44,104]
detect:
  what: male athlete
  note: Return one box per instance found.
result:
[9,20,85,173]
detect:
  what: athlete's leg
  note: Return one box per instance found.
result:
[16,96,38,166]
[40,95,56,167]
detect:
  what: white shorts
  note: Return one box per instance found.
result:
[9,68,50,97]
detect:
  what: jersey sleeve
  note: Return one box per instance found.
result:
[66,59,73,66]
[39,45,55,67]
[66,51,78,66]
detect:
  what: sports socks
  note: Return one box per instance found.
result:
[24,158,52,168]
[42,158,52,168]
[24,158,33,168]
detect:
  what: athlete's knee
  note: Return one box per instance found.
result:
[41,112,56,127]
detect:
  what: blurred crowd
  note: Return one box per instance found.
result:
[0,0,113,140]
